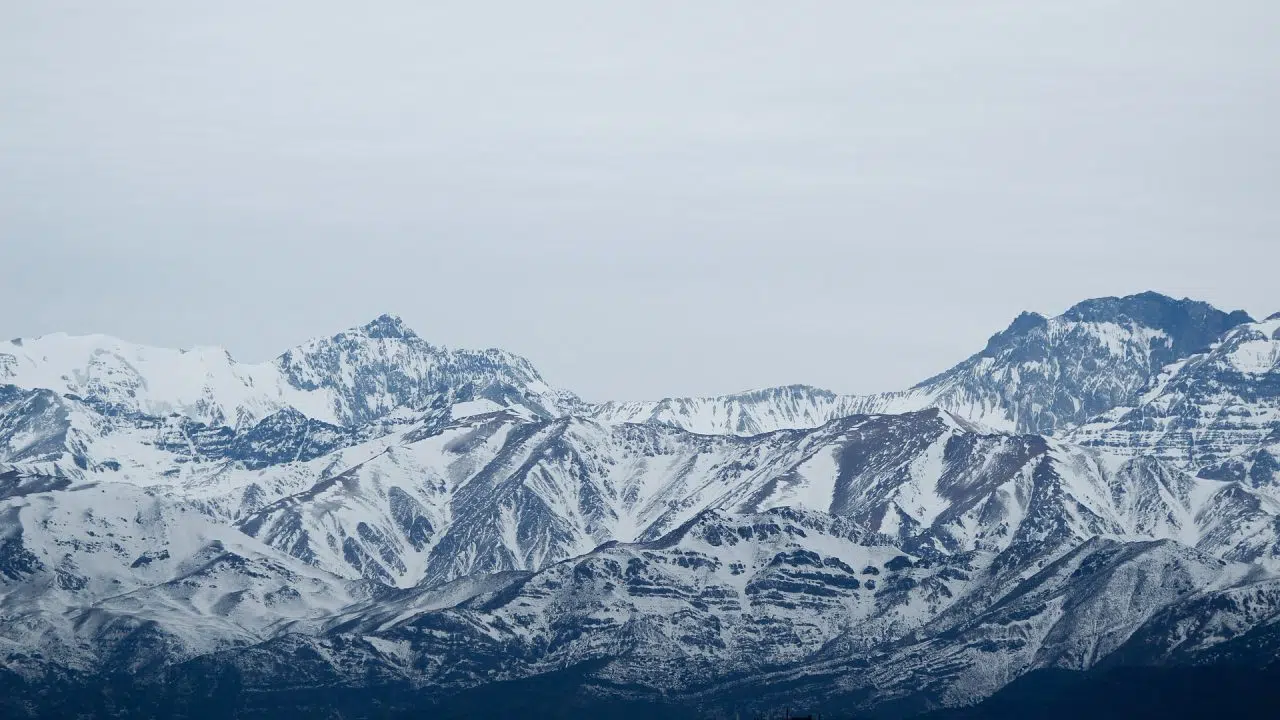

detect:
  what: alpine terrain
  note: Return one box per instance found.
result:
[3,291,1279,718]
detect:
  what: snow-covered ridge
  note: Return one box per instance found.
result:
[583,384,880,436]
[1,292,1253,443]
[0,332,308,428]
[583,292,1255,438]
[18,405,1263,593]
[0,313,577,430]
[1,294,1265,505]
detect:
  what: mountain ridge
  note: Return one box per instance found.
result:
[587,292,1257,439]
[2,290,1278,717]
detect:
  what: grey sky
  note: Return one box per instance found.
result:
[2,1,1277,401]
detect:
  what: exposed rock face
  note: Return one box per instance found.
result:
[1071,316,1280,468]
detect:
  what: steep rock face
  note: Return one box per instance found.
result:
[0,386,83,469]
[1198,432,1280,497]
[216,408,356,470]
[1057,293,1254,366]
[1071,316,1280,468]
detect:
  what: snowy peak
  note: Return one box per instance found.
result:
[1058,291,1253,364]
[976,310,1049,357]
[273,315,576,427]
[0,316,576,433]
[580,292,1255,438]
[960,291,1251,376]
[357,313,416,340]
[893,291,1254,434]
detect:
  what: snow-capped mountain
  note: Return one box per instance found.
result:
[881,292,1254,434]
[274,313,580,426]
[2,293,1252,445]
[3,293,1280,718]
[584,292,1254,437]
[0,313,576,430]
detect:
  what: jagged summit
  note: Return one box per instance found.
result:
[972,292,1251,366]
[978,310,1049,356]
[0,316,575,429]
[1060,291,1253,356]
[885,291,1255,434]
[272,316,576,426]
[357,312,417,340]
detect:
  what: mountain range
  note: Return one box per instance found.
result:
[3,291,1279,718]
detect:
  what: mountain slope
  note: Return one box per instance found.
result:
[0,480,366,677]
[223,407,1280,589]
[0,295,1277,717]
[14,510,1272,719]
[1071,315,1280,468]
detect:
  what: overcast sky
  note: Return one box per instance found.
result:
[2,2,1277,401]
